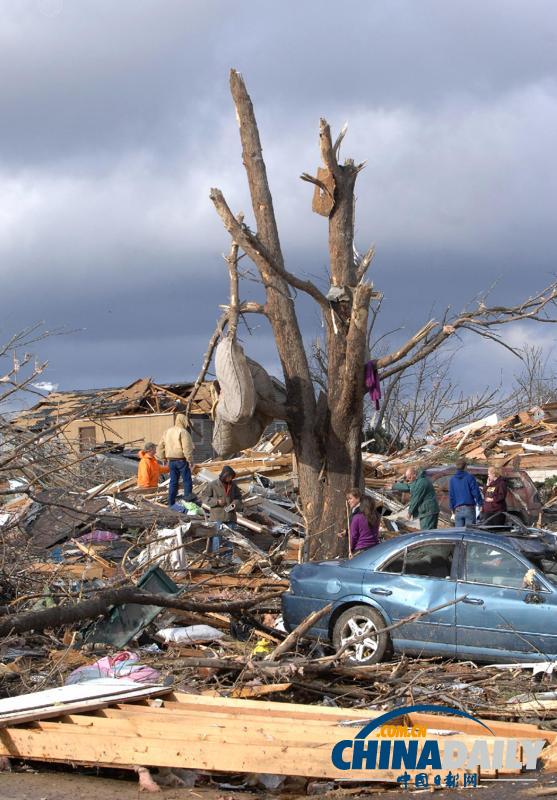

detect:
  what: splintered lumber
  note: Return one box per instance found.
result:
[180,571,288,589]
[32,561,105,581]
[0,689,545,781]
[202,683,292,698]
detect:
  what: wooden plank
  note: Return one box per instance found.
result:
[0,684,171,728]
[0,724,527,781]
[34,716,516,757]
[409,711,555,743]
[211,683,292,699]
[32,562,105,580]
[181,573,288,589]
[166,690,380,720]
[96,707,355,738]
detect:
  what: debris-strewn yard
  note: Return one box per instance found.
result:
[4,403,557,793]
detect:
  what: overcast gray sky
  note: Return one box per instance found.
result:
[1,0,556,395]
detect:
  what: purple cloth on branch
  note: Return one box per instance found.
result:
[364,360,381,410]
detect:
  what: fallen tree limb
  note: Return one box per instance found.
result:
[0,589,281,638]
[266,602,332,661]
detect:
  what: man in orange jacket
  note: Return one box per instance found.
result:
[137,442,169,489]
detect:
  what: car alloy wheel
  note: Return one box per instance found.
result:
[332,605,389,665]
[340,614,378,661]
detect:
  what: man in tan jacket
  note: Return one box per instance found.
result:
[157,413,195,506]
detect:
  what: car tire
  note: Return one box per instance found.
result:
[332,605,389,665]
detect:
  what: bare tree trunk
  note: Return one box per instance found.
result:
[208,70,557,564]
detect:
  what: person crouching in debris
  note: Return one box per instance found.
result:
[203,465,243,558]
[137,442,169,490]
[346,488,380,555]
[392,466,439,530]
[481,466,507,525]
[156,413,195,506]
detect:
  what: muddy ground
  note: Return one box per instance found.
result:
[1,769,557,800]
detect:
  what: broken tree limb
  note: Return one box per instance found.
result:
[226,213,243,340]
[0,589,281,638]
[266,602,333,661]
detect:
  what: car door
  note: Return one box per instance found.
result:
[364,539,458,656]
[456,539,557,661]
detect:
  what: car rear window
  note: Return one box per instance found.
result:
[380,542,455,580]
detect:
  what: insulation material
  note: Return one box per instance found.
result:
[215,338,256,423]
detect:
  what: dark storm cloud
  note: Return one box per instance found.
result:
[1,0,557,394]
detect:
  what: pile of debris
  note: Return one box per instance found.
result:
[4,421,557,790]
[364,403,557,483]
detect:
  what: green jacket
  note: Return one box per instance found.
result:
[392,469,439,519]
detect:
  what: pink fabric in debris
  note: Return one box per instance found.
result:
[66,651,160,685]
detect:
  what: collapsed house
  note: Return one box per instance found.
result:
[13,378,216,460]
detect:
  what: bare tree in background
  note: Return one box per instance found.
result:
[205,70,557,560]
[366,350,501,452]
[506,344,557,410]
[0,324,125,505]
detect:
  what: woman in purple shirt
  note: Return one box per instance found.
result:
[346,488,380,555]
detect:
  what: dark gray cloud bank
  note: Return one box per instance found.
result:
[1,0,557,396]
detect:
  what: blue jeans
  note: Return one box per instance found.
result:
[168,459,192,506]
[208,522,236,559]
[454,505,476,527]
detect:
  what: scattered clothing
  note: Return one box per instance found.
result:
[66,651,160,685]
[349,505,380,553]
[137,449,169,489]
[364,360,381,410]
[393,470,439,530]
[482,475,507,525]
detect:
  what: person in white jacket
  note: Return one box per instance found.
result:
[156,413,195,506]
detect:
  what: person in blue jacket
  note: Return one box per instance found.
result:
[449,458,483,526]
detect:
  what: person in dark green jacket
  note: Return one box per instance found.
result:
[392,467,439,530]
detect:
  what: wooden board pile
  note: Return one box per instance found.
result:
[0,683,553,784]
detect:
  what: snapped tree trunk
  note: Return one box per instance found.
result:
[208,69,557,563]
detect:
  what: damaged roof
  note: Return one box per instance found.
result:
[14,378,215,430]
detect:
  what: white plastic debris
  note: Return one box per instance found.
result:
[156,625,224,644]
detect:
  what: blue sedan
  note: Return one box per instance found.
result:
[281,528,557,664]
